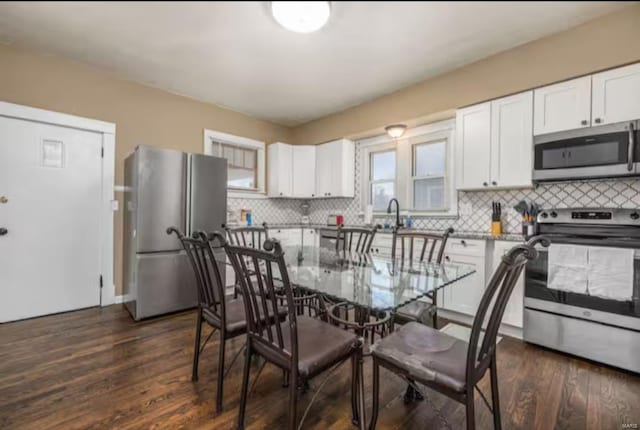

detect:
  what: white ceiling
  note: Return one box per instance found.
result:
[0,1,631,126]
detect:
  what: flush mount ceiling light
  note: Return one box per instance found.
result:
[385,124,407,138]
[271,1,331,33]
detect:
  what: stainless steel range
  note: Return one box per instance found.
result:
[524,208,640,373]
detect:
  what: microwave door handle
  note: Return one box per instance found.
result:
[628,122,635,171]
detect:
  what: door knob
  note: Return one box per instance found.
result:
[0,196,7,204]
[0,228,8,236]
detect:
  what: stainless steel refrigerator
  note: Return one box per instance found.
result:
[123,145,227,320]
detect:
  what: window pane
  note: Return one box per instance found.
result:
[244,149,255,169]
[371,150,395,180]
[233,148,244,167]
[414,177,445,210]
[371,181,394,211]
[414,141,445,177]
[222,145,234,163]
[228,167,255,189]
[212,142,221,156]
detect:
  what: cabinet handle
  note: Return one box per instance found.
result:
[312,194,315,197]
[279,192,283,196]
[483,182,488,187]
[594,118,602,124]
[492,181,497,186]
[445,256,450,262]
[460,240,466,246]
[581,120,588,126]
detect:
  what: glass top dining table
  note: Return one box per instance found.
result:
[265,244,476,312]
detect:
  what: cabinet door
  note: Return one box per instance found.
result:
[442,253,486,316]
[592,63,640,126]
[456,102,492,190]
[292,146,316,198]
[490,91,533,189]
[533,76,591,135]
[315,143,331,197]
[315,139,355,198]
[287,228,302,246]
[492,241,525,328]
[302,229,317,247]
[267,143,292,197]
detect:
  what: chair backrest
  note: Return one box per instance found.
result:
[391,227,453,266]
[224,222,269,250]
[336,225,378,253]
[224,237,298,367]
[167,227,227,324]
[465,236,549,385]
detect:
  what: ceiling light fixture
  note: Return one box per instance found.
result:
[385,124,407,138]
[271,2,331,34]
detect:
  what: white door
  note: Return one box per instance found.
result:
[492,241,525,328]
[0,116,103,322]
[292,146,316,198]
[592,63,640,126]
[533,76,592,135]
[455,102,491,190]
[267,142,292,197]
[490,91,533,189]
[442,253,486,316]
[315,142,331,197]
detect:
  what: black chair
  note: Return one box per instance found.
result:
[225,237,366,430]
[369,236,549,430]
[166,227,285,414]
[336,225,378,254]
[391,227,453,329]
[224,222,269,250]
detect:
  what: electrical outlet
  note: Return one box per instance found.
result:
[459,202,472,216]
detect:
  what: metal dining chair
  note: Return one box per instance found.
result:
[166,227,285,414]
[368,236,549,430]
[336,225,378,253]
[391,227,454,329]
[224,222,269,249]
[225,237,366,430]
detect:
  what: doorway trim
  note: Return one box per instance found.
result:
[0,101,116,307]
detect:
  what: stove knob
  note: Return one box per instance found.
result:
[550,211,558,218]
[540,212,548,219]
[631,212,640,220]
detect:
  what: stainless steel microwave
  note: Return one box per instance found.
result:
[533,121,639,182]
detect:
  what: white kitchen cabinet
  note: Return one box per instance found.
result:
[533,76,592,135]
[456,92,533,190]
[441,238,487,316]
[492,240,525,328]
[490,91,533,188]
[315,138,355,198]
[456,102,491,190]
[302,228,318,248]
[268,142,292,197]
[592,63,640,126]
[292,146,317,198]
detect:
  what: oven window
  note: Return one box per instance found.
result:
[525,248,640,318]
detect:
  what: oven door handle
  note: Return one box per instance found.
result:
[628,122,635,172]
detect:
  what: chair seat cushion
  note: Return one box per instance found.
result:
[395,300,435,322]
[371,322,468,393]
[203,297,286,336]
[276,316,360,377]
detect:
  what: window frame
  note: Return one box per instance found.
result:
[368,147,397,212]
[203,129,266,198]
[359,119,457,217]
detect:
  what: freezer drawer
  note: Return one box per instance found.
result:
[127,252,197,320]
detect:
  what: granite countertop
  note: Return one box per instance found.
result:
[265,223,525,242]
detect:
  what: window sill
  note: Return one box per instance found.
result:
[361,210,459,219]
[228,190,267,199]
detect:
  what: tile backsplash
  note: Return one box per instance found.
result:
[230,142,640,233]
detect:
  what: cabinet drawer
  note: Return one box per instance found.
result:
[445,238,486,257]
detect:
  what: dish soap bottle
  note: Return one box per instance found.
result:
[405,214,413,229]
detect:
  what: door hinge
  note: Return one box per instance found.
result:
[101,147,104,158]
[99,275,103,288]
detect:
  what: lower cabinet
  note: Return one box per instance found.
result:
[441,252,486,317]
[492,240,525,328]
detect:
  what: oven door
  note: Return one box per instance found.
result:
[533,121,638,181]
[525,236,640,331]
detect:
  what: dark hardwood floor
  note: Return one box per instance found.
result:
[1,305,638,430]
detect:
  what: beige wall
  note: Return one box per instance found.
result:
[292,3,640,145]
[0,43,292,296]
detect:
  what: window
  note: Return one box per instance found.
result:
[412,140,446,211]
[212,142,257,189]
[203,129,266,197]
[360,120,456,216]
[369,150,395,211]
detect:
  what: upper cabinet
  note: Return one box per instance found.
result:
[533,76,591,135]
[268,139,354,198]
[456,91,533,190]
[534,63,640,135]
[591,63,640,126]
[315,138,355,198]
[268,142,292,197]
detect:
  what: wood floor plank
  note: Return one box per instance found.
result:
[1,306,639,430]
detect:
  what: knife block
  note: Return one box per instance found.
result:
[491,220,502,237]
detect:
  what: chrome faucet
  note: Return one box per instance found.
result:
[387,198,403,229]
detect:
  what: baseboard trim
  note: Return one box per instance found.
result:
[113,295,125,304]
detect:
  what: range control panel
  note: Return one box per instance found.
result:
[537,208,640,225]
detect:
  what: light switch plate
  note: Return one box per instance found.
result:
[111,200,119,211]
